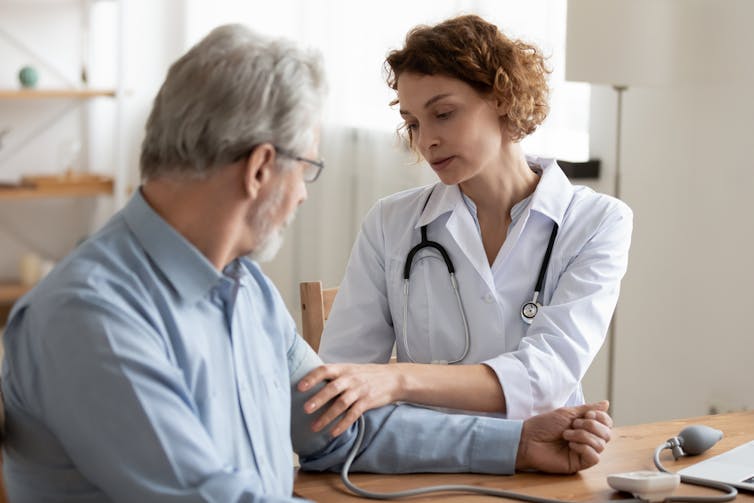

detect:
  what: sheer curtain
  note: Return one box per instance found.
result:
[184,0,590,319]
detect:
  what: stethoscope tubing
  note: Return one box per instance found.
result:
[520,222,559,324]
[402,271,471,365]
[402,187,558,363]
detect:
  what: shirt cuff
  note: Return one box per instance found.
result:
[470,416,523,474]
[483,355,533,420]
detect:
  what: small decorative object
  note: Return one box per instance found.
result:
[19,252,42,286]
[38,259,56,280]
[18,65,39,88]
[18,253,56,285]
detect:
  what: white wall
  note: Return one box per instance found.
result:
[579,0,754,424]
[607,82,754,425]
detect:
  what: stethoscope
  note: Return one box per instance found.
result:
[401,188,559,364]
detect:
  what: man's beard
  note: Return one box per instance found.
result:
[247,185,296,263]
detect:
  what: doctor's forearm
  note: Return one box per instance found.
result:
[397,363,507,413]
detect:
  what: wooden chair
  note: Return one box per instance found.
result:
[299,281,338,352]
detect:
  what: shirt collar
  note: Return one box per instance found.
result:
[415,156,574,228]
[122,189,223,304]
[525,155,574,227]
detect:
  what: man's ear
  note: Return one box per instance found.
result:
[243,143,277,199]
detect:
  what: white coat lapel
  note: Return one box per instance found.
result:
[445,200,496,292]
[416,184,496,292]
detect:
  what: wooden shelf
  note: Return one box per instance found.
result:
[0,282,30,304]
[0,178,114,200]
[0,89,116,99]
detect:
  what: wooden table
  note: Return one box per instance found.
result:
[293,410,754,502]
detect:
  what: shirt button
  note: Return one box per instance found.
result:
[483,293,495,304]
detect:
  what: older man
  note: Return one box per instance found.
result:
[1,24,611,502]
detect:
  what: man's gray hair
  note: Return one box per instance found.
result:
[140,24,326,180]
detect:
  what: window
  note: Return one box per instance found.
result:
[185,0,590,161]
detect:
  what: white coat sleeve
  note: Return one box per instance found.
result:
[318,201,396,363]
[484,202,633,419]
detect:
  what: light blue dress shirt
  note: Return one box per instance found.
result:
[1,190,522,503]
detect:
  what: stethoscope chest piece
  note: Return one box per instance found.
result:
[519,221,560,325]
[520,301,539,324]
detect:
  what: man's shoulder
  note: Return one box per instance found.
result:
[10,215,155,325]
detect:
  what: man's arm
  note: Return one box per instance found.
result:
[288,335,610,474]
[290,332,519,473]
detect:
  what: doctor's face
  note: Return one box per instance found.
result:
[397,73,507,186]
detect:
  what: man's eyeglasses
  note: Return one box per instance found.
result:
[275,146,325,183]
[235,145,325,183]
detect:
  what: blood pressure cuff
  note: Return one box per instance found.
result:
[288,336,350,457]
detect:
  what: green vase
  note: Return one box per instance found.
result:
[18,66,39,88]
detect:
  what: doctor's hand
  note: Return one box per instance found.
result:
[297,363,403,437]
[515,400,612,474]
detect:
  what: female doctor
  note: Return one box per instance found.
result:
[298,14,632,437]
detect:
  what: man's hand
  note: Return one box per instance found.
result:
[515,401,612,474]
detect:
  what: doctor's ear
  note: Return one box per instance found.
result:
[493,96,510,117]
[242,143,277,199]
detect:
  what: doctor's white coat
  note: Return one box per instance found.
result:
[319,157,633,419]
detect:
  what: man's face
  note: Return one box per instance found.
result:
[246,142,318,262]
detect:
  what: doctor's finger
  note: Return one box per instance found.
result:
[563,428,607,453]
[330,401,370,437]
[567,442,600,470]
[304,377,353,414]
[311,388,361,433]
[298,364,348,391]
[586,410,613,428]
[572,417,612,442]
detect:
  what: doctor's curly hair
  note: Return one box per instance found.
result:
[385,14,550,143]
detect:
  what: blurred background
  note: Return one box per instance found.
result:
[0,0,751,426]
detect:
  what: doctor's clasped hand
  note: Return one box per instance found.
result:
[515,401,613,474]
